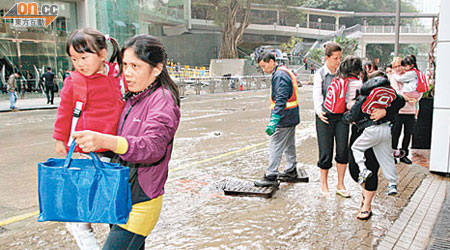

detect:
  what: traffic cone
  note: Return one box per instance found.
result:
[239,83,244,91]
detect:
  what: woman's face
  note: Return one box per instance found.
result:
[123,48,162,93]
[392,60,404,74]
[326,51,342,72]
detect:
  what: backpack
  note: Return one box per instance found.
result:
[412,69,429,93]
[323,77,348,114]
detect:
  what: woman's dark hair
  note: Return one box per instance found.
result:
[66,27,122,76]
[337,55,362,78]
[401,54,418,70]
[369,70,388,79]
[122,34,180,106]
[323,42,342,57]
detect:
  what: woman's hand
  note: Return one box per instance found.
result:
[55,140,67,156]
[370,108,387,121]
[318,111,329,124]
[72,130,118,153]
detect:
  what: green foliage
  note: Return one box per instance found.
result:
[280,37,303,54]
[366,44,428,66]
[309,36,358,63]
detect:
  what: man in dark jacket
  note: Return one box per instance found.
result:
[255,52,301,187]
[42,67,55,104]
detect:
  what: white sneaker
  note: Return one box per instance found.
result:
[66,223,100,250]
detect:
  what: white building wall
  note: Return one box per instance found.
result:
[429,0,450,173]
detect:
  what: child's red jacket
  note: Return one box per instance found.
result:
[52,62,124,152]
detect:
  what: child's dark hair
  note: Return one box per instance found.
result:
[401,55,418,70]
[122,34,180,106]
[66,28,122,75]
[369,70,388,79]
[323,42,342,57]
[337,55,362,79]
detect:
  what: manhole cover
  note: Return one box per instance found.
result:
[429,237,450,250]
[222,179,279,198]
[278,169,309,183]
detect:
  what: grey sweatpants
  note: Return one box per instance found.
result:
[351,123,398,185]
[267,126,297,176]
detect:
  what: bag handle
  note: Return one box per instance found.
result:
[63,141,105,169]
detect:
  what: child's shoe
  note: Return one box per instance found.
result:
[358,168,373,185]
[66,223,100,250]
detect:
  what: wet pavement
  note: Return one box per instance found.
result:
[0,86,440,249]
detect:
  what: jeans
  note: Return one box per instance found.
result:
[103,225,146,250]
[8,91,17,109]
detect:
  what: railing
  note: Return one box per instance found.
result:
[308,21,336,31]
[362,25,432,34]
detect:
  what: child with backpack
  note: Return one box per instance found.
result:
[343,74,404,185]
[52,27,125,250]
[394,55,429,99]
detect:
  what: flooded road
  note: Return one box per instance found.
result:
[0,86,427,249]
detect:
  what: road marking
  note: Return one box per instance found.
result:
[169,141,266,173]
[0,211,39,227]
[0,142,266,227]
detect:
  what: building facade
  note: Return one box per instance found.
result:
[0,0,189,79]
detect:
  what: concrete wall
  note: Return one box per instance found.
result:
[160,33,221,66]
[209,59,247,77]
[429,1,450,173]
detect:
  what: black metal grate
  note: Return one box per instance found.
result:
[223,179,279,198]
[428,237,450,250]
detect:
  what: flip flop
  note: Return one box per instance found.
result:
[336,189,351,198]
[356,211,372,220]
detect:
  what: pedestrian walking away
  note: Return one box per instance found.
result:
[52,27,124,250]
[313,42,350,197]
[254,52,300,187]
[7,72,20,110]
[72,34,181,250]
[42,67,56,104]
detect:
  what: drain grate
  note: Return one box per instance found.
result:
[278,169,309,183]
[429,237,450,250]
[223,179,279,198]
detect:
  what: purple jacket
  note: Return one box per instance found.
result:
[118,86,180,200]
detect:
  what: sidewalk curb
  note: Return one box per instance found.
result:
[377,173,449,250]
[0,106,58,113]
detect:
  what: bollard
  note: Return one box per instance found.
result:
[195,79,201,95]
[209,79,215,93]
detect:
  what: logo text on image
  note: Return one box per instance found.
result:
[2,2,59,28]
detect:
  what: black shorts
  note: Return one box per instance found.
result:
[315,114,349,169]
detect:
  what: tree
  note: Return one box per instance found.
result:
[202,0,305,59]
[208,0,252,59]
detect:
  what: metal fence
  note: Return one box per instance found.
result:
[175,75,272,96]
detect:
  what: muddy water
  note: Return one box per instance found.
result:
[0,86,427,249]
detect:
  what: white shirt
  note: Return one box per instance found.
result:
[313,64,334,115]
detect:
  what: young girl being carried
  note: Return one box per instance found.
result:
[52,27,125,250]
[393,54,427,116]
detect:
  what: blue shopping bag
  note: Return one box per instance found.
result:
[38,142,132,224]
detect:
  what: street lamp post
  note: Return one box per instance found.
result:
[273,22,277,45]
[318,18,322,41]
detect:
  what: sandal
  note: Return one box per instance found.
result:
[356,211,372,220]
[336,189,351,198]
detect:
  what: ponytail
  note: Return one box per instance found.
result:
[159,66,180,106]
[108,37,123,77]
